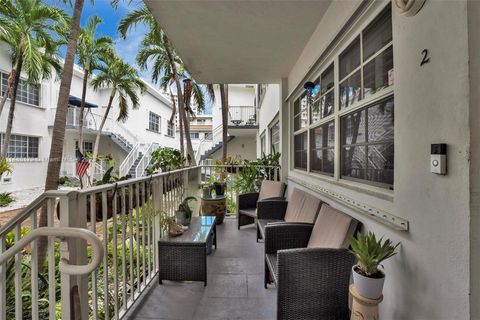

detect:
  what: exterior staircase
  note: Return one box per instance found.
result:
[200,136,235,160]
[108,132,133,153]
[128,152,143,177]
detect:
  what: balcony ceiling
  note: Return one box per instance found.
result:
[144,0,332,84]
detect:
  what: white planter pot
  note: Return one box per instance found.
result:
[352,266,385,300]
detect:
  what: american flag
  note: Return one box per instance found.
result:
[76,149,90,178]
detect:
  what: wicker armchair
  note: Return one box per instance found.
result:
[256,188,323,241]
[237,180,286,230]
[264,205,360,320]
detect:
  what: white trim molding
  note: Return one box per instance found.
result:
[287,175,409,231]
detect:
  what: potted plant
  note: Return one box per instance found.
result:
[213,181,226,196]
[349,232,400,299]
[202,184,212,198]
[159,211,184,237]
[0,158,12,180]
[175,196,197,225]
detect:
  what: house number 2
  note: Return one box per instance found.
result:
[421,49,430,66]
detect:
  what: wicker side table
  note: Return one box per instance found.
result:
[158,216,217,286]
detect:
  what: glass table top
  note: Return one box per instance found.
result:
[158,216,216,243]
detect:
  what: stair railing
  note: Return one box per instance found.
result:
[0,190,104,320]
[119,143,141,177]
[135,143,159,178]
[195,125,223,163]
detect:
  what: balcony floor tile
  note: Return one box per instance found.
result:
[127,219,276,320]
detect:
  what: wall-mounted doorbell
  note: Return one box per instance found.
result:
[431,144,447,175]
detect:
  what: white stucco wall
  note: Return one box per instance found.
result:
[468,1,480,318]
[209,136,257,162]
[256,84,280,157]
[283,1,472,319]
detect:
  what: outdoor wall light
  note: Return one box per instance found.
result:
[394,0,426,17]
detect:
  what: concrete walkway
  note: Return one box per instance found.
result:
[127,218,276,320]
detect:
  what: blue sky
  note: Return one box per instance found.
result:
[47,0,213,114]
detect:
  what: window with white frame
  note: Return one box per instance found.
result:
[270,121,280,153]
[148,112,161,133]
[0,134,39,158]
[167,120,175,137]
[311,120,335,175]
[291,4,394,189]
[190,132,199,139]
[204,132,212,140]
[75,141,93,154]
[1,72,40,106]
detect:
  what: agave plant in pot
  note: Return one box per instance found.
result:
[349,232,400,300]
[175,196,197,226]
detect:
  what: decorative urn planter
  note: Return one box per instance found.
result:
[352,266,385,300]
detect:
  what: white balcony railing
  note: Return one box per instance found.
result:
[66,108,138,146]
[0,165,279,319]
[228,106,257,126]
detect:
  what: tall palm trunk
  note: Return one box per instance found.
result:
[40,0,85,272]
[90,91,115,184]
[78,68,89,154]
[220,84,228,164]
[169,87,184,159]
[162,34,195,165]
[1,52,24,158]
[0,71,13,117]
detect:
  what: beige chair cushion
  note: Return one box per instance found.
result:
[284,188,322,223]
[307,205,358,249]
[258,180,286,201]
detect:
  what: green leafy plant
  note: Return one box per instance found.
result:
[58,176,80,188]
[177,196,196,220]
[349,232,400,277]
[146,147,183,174]
[95,166,130,186]
[0,192,15,207]
[0,157,12,176]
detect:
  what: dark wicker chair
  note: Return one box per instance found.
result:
[237,180,286,230]
[256,188,323,241]
[264,205,360,320]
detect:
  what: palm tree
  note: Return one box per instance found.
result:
[76,16,113,155]
[40,0,85,276]
[119,6,214,166]
[89,54,146,184]
[0,0,67,158]
[220,84,229,167]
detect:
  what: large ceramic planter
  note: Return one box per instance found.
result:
[352,266,385,300]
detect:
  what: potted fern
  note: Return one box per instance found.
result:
[349,232,400,299]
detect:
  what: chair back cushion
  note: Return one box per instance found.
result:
[258,180,286,201]
[307,205,358,249]
[284,188,322,223]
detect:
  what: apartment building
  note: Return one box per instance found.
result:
[0,44,178,192]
